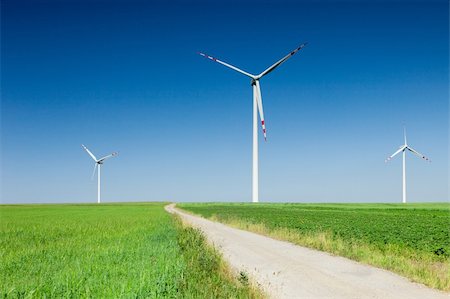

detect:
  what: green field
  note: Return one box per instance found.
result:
[0,203,262,298]
[178,202,450,291]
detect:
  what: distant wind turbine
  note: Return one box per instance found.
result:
[82,144,118,203]
[385,128,430,203]
[199,43,308,203]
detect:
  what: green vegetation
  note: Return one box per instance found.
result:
[178,202,450,291]
[1,203,263,298]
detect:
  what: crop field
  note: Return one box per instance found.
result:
[0,203,261,298]
[178,202,450,291]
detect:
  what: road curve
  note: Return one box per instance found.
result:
[166,204,448,299]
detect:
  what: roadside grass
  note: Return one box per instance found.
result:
[0,203,264,298]
[178,202,450,291]
[175,219,264,298]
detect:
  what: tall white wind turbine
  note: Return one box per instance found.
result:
[82,144,118,203]
[385,128,430,203]
[199,43,307,203]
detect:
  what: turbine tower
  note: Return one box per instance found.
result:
[199,43,307,203]
[385,128,430,203]
[82,144,118,203]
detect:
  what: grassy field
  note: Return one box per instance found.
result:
[0,203,263,298]
[178,202,450,291]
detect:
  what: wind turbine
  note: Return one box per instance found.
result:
[82,144,118,203]
[385,128,430,203]
[199,43,307,203]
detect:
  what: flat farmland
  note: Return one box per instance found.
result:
[178,203,450,291]
[0,203,261,298]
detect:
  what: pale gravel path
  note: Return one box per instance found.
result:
[166,204,448,299]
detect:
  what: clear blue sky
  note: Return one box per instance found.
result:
[1,0,448,203]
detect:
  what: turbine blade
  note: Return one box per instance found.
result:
[403,126,407,145]
[257,42,308,79]
[82,144,97,161]
[407,146,431,162]
[97,152,118,163]
[385,146,406,162]
[198,52,255,79]
[254,81,267,141]
[91,163,98,180]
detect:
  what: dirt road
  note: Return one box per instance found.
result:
[166,204,448,299]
